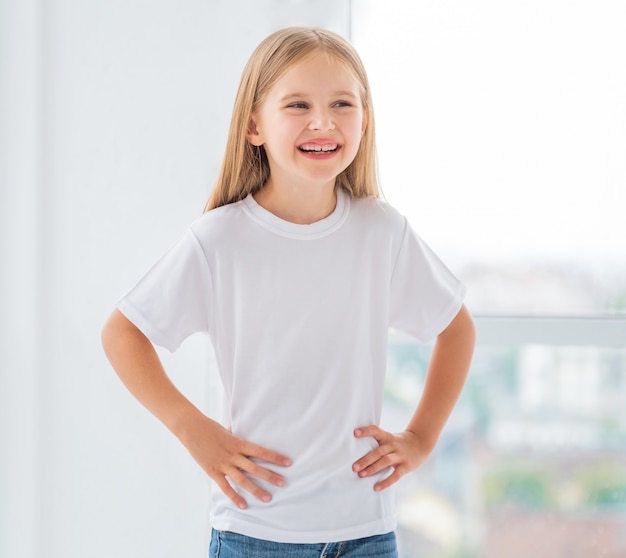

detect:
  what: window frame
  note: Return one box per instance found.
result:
[475,315,626,347]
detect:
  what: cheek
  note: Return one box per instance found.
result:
[265,119,302,147]
[345,118,366,151]
[283,119,305,139]
[345,113,366,141]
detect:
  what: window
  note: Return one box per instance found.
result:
[352,2,626,555]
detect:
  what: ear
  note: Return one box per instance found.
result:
[247,116,263,146]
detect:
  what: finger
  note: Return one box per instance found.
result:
[228,467,274,503]
[354,425,387,443]
[238,444,291,486]
[352,445,387,474]
[352,425,388,473]
[242,441,292,468]
[215,476,249,510]
[374,469,403,492]
[358,452,397,478]
[244,458,287,487]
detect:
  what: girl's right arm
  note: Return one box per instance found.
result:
[101,308,291,509]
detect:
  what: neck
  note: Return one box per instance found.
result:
[253,178,337,224]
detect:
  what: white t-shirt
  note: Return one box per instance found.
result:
[117,187,465,543]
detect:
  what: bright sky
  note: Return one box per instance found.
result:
[352,0,626,269]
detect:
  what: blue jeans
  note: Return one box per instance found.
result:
[209,529,398,557]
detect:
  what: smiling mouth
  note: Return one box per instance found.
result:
[298,143,340,153]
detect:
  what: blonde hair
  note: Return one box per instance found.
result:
[203,26,379,212]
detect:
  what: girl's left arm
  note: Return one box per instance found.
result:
[352,304,476,491]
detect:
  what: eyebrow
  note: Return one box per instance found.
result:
[279,90,358,102]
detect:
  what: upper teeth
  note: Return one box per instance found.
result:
[300,144,338,152]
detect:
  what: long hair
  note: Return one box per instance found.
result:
[203,26,379,212]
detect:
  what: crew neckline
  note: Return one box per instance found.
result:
[241,188,350,239]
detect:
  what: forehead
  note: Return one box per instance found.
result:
[267,52,362,98]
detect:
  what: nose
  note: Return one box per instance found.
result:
[308,107,335,132]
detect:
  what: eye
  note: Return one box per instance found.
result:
[287,102,309,109]
[333,100,354,108]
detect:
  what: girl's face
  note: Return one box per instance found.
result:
[248,52,367,194]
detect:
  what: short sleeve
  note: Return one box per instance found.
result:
[389,218,466,343]
[116,228,213,352]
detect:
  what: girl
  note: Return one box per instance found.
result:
[102,26,475,557]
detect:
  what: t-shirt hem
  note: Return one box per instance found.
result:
[209,515,398,544]
[116,298,179,353]
[416,283,466,343]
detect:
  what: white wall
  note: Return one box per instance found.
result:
[0,2,350,556]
